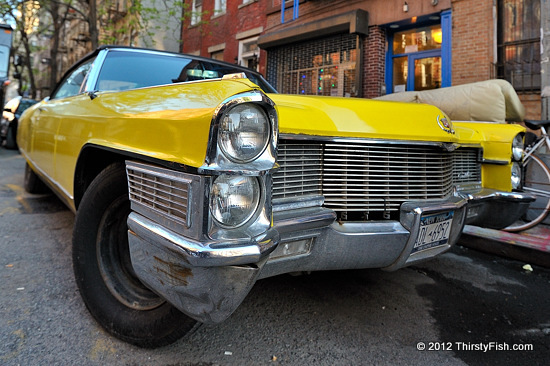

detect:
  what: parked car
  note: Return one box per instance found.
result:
[1,96,37,149]
[17,46,534,348]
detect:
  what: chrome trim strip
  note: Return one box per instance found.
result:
[279,133,482,150]
[84,48,108,92]
[272,195,325,212]
[482,159,510,165]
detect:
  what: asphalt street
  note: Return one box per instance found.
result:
[1,147,549,366]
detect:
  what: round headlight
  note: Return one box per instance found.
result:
[218,103,270,163]
[210,175,260,227]
[511,162,522,190]
[512,134,524,162]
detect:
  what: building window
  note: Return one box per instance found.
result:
[214,0,226,15]
[191,0,202,26]
[266,34,358,97]
[239,37,259,71]
[496,0,540,92]
[211,50,224,61]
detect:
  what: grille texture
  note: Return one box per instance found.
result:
[273,140,481,215]
[127,165,191,228]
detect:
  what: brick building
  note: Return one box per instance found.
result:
[182,0,543,119]
[182,0,269,75]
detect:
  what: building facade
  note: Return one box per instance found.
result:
[182,0,269,74]
[182,0,544,120]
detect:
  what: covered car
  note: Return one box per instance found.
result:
[17,46,533,347]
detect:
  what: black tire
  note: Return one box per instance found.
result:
[24,162,49,194]
[72,162,198,348]
[5,125,18,149]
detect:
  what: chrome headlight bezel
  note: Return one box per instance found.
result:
[511,162,522,190]
[218,103,270,163]
[512,134,524,162]
[209,174,261,228]
[201,90,278,174]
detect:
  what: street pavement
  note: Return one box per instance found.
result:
[1,147,549,366]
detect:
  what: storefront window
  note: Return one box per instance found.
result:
[388,18,447,93]
[392,25,442,55]
[266,34,358,97]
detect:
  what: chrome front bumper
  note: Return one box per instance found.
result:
[459,188,535,229]
[128,213,279,324]
[127,186,533,324]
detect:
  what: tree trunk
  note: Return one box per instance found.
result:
[88,0,98,49]
[19,31,37,99]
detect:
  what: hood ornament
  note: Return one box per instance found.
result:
[437,115,455,134]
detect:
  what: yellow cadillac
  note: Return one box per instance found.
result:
[17,47,533,347]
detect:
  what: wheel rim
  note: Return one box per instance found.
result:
[97,195,165,310]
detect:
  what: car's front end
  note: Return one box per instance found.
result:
[124,86,533,324]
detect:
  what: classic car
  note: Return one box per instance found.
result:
[17,46,533,348]
[1,96,38,149]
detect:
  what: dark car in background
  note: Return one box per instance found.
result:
[1,96,38,149]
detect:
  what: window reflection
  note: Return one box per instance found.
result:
[393,25,442,55]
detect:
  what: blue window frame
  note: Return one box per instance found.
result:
[385,10,452,94]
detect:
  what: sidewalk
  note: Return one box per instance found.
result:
[459,224,550,268]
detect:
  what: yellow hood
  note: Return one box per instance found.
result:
[270,94,461,142]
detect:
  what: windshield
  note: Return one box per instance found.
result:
[95,50,276,93]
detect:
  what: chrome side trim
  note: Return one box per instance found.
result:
[84,48,108,92]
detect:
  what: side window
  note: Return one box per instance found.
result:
[52,59,94,99]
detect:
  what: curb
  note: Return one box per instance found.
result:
[458,225,550,268]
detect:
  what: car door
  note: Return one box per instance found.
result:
[29,58,94,192]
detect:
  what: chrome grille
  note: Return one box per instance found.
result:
[126,163,191,228]
[273,140,481,215]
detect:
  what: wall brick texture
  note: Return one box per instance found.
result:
[182,0,268,74]
[450,0,495,85]
[362,26,386,98]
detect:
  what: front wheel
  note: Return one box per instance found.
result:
[504,154,550,232]
[72,162,198,348]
